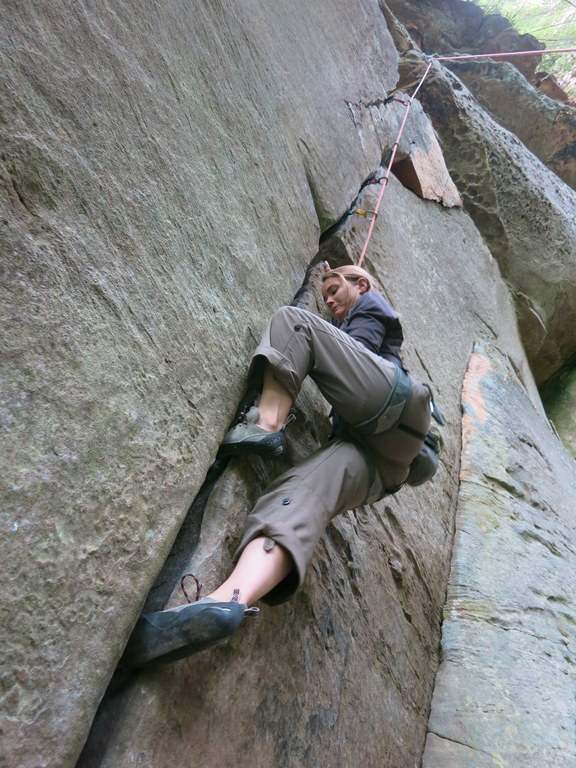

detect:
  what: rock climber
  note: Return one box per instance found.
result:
[122,263,437,668]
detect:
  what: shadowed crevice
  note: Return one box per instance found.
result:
[76,248,333,767]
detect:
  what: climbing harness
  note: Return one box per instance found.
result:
[355,45,576,267]
[352,365,413,436]
[349,43,576,484]
[335,362,446,490]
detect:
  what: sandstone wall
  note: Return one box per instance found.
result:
[385,0,576,384]
[445,59,576,190]
[1,1,396,764]
[2,1,576,767]
[81,176,530,768]
[424,344,576,768]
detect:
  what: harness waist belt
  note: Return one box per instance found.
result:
[351,366,412,436]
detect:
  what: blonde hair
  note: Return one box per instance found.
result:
[321,265,377,292]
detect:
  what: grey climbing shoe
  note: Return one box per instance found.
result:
[218,407,286,458]
[121,599,249,668]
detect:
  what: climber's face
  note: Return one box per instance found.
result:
[322,276,364,323]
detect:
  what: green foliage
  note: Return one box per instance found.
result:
[474,0,576,97]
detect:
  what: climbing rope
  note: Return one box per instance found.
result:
[357,59,433,267]
[436,47,576,62]
[356,45,576,267]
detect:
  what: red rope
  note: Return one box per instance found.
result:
[355,46,576,266]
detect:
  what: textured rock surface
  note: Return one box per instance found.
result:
[446,59,576,190]
[80,176,530,768]
[1,1,398,765]
[381,7,576,384]
[386,0,576,192]
[534,71,571,103]
[423,343,576,767]
[384,99,463,207]
[417,62,576,384]
[385,0,543,79]
[2,1,576,768]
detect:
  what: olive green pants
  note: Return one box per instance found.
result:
[235,306,431,604]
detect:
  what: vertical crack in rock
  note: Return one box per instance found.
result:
[77,242,338,766]
[420,346,469,765]
[318,169,384,245]
[427,730,490,755]
[77,149,430,760]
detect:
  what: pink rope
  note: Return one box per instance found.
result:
[355,46,576,266]
[436,47,576,61]
[357,60,432,267]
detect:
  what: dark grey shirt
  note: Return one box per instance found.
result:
[338,291,403,366]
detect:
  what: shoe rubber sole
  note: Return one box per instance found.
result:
[217,432,285,458]
[121,601,246,668]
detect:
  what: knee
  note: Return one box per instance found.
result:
[271,305,309,327]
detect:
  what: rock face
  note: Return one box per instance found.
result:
[417,63,576,384]
[2,1,576,768]
[384,0,576,193]
[423,344,576,767]
[0,2,398,765]
[386,0,576,384]
[81,176,528,768]
[444,60,576,190]
[385,0,543,79]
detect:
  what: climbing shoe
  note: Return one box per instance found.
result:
[120,599,251,668]
[218,407,286,458]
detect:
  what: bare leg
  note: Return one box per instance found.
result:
[256,365,293,432]
[206,537,294,605]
